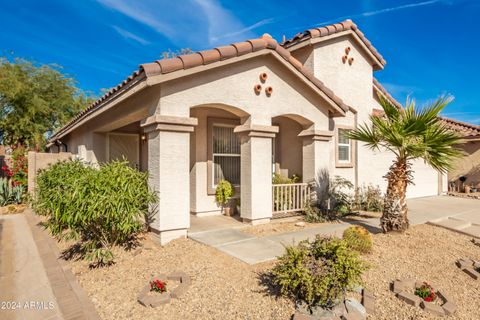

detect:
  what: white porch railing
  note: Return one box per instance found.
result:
[272,183,311,214]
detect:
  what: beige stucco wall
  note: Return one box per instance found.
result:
[309,36,374,191]
[449,141,480,187]
[27,151,72,194]
[293,35,442,198]
[273,117,304,179]
[160,56,334,217]
[158,56,330,127]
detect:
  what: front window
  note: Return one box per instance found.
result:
[338,129,351,163]
[213,125,240,186]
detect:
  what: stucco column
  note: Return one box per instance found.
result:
[234,124,278,225]
[141,115,198,245]
[299,130,333,183]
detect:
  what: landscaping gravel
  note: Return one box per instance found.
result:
[362,224,480,320]
[60,236,294,320]
[60,223,480,320]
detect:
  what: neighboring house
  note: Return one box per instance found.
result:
[46,20,448,244]
[440,117,480,190]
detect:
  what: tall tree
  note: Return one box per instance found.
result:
[348,96,463,232]
[0,57,92,149]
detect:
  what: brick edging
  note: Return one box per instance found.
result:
[24,210,101,320]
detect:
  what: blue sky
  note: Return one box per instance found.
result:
[1,0,479,123]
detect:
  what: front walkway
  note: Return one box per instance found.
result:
[188,196,480,264]
[189,214,379,264]
[0,211,99,320]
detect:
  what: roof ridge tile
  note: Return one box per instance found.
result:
[281,19,386,67]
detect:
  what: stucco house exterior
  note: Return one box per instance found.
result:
[441,117,480,191]
[47,20,448,244]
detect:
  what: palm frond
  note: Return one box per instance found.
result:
[348,94,463,172]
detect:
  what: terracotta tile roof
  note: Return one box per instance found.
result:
[439,117,480,138]
[281,20,386,69]
[372,77,403,109]
[49,34,351,142]
[139,34,349,113]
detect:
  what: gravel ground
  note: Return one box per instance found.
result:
[59,223,480,320]
[363,224,480,320]
[59,236,294,320]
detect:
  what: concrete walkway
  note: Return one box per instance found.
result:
[0,211,99,320]
[189,196,480,265]
[189,216,379,264]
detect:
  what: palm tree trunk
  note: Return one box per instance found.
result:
[381,159,409,232]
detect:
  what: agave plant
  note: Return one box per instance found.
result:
[348,96,463,232]
[0,177,24,206]
[0,178,13,206]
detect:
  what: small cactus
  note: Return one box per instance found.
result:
[342,225,373,253]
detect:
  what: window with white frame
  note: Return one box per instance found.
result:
[212,124,240,186]
[337,129,351,163]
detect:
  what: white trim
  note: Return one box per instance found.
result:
[337,129,351,163]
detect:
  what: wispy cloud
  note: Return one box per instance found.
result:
[96,0,271,48]
[192,0,262,46]
[210,17,275,43]
[382,82,420,97]
[96,0,175,37]
[111,25,150,45]
[314,0,446,26]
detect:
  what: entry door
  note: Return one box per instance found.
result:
[107,133,140,169]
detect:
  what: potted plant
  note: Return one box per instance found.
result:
[215,179,235,216]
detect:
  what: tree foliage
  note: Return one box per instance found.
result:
[0,57,92,149]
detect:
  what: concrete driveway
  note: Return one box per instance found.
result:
[408,196,479,225]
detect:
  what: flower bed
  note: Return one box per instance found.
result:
[137,271,190,308]
[392,279,456,316]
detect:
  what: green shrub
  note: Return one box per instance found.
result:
[272,236,366,308]
[354,184,384,212]
[272,173,301,184]
[215,179,234,207]
[304,203,325,223]
[342,225,373,253]
[33,160,157,266]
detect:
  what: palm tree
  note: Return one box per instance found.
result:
[348,96,463,232]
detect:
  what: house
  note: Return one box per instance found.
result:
[440,117,480,191]
[46,20,448,244]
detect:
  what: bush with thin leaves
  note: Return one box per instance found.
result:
[33,160,157,266]
[271,236,366,308]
